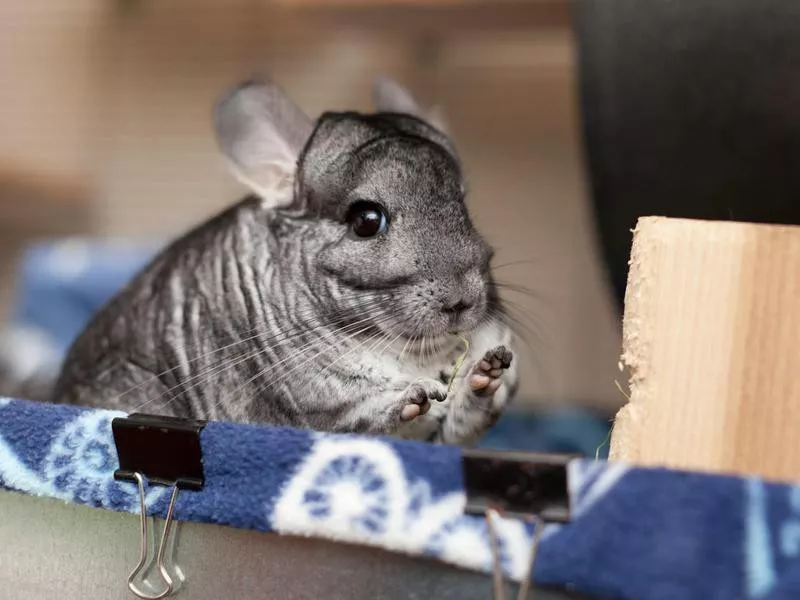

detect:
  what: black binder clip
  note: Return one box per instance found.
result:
[112,413,207,599]
[461,449,574,600]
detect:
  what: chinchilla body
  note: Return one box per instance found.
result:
[53,78,519,445]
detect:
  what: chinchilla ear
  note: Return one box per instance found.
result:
[213,79,313,208]
[372,76,448,133]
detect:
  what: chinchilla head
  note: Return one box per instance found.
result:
[213,77,497,342]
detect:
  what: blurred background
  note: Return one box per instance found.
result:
[0,0,624,453]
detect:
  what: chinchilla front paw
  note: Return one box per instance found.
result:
[399,378,448,422]
[469,345,513,397]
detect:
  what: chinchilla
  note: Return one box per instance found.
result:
[52,77,519,446]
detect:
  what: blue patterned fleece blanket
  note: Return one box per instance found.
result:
[1,397,799,600]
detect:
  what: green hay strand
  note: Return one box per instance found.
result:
[446,334,471,396]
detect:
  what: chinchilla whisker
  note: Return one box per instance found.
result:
[489,296,540,338]
[487,305,529,342]
[121,320,315,400]
[223,313,397,407]
[426,331,447,358]
[363,322,406,363]
[311,311,413,387]
[119,298,388,401]
[235,320,392,412]
[127,300,363,371]
[180,309,389,397]
[371,312,422,355]
[490,304,550,387]
[135,311,386,412]
[498,297,552,347]
[398,331,416,362]
[421,324,440,367]
[260,324,383,403]
[398,314,425,362]
[294,317,402,399]
[491,259,544,270]
[487,308,544,370]
[493,281,553,308]
[495,291,542,315]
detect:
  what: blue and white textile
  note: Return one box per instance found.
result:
[1,397,799,600]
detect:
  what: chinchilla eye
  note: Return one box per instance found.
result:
[347,201,388,238]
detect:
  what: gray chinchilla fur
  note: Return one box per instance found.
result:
[52,76,519,446]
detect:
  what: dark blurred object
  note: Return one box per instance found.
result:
[574,0,800,309]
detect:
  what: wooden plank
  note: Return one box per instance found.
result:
[611,216,800,482]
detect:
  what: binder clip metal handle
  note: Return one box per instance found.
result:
[128,473,181,599]
[461,449,574,600]
[112,413,207,599]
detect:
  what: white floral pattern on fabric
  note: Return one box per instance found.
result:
[45,411,167,509]
[0,406,164,510]
[271,437,552,580]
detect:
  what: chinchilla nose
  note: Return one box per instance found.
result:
[440,281,480,318]
[441,296,473,317]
